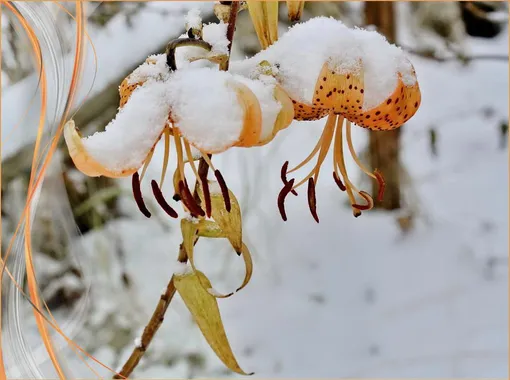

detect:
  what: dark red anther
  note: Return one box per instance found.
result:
[277,178,295,222]
[307,177,319,223]
[151,180,178,218]
[281,161,298,196]
[132,172,151,218]
[352,191,373,211]
[214,169,231,212]
[179,180,205,217]
[199,170,212,218]
[332,171,346,191]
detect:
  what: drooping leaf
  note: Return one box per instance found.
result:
[198,182,242,252]
[197,219,226,238]
[181,219,253,298]
[235,242,253,293]
[174,270,253,375]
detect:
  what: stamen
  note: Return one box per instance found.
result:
[132,172,151,218]
[352,190,374,211]
[312,113,337,184]
[287,122,330,174]
[307,178,319,223]
[179,180,205,217]
[199,169,212,218]
[173,133,186,186]
[346,120,385,202]
[214,169,231,212]
[160,127,171,187]
[140,148,155,182]
[332,171,346,191]
[281,161,298,196]
[374,169,385,202]
[172,166,182,202]
[200,151,216,172]
[333,116,360,217]
[277,178,295,221]
[151,180,178,218]
[292,113,336,190]
[183,140,205,205]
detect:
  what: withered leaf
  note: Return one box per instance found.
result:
[174,270,253,375]
[181,219,253,298]
[197,219,226,238]
[198,181,242,252]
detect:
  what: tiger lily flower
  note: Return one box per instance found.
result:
[230,17,421,221]
[64,48,294,220]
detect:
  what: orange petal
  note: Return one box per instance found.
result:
[312,62,421,131]
[313,62,365,117]
[119,78,144,109]
[272,84,295,134]
[232,81,263,148]
[351,75,421,131]
[291,98,329,121]
[254,84,295,146]
[118,57,160,108]
[64,120,139,178]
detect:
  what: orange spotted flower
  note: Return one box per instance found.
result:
[65,40,294,220]
[230,17,421,220]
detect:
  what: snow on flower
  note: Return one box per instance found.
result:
[229,17,421,221]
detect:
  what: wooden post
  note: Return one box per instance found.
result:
[365,1,402,210]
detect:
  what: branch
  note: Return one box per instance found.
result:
[401,45,508,63]
[113,4,239,378]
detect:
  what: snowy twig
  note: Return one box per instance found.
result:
[113,4,240,378]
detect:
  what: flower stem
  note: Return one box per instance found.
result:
[113,3,240,377]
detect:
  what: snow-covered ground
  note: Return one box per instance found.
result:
[3,2,508,378]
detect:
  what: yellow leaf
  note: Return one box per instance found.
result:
[236,242,253,293]
[181,218,233,298]
[174,270,253,376]
[198,182,243,253]
[197,219,226,238]
[181,219,253,298]
[181,218,199,258]
[246,1,279,49]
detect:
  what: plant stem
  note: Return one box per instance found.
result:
[113,246,187,379]
[221,0,239,71]
[113,3,239,378]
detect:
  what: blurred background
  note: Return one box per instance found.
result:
[1,1,508,378]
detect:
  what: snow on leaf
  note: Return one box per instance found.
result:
[197,182,242,253]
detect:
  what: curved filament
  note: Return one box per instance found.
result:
[345,120,385,201]
[160,127,171,187]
